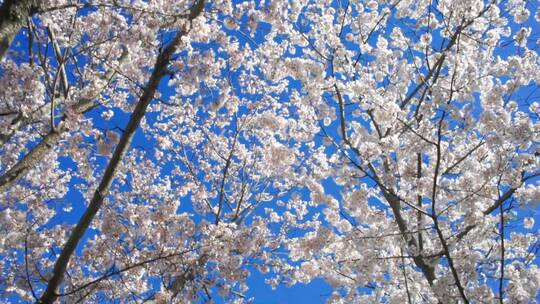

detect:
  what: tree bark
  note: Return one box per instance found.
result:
[0,0,36,60]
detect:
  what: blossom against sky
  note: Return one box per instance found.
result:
[0,0,539,303]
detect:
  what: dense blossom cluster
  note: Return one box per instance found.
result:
[0,0,538,303]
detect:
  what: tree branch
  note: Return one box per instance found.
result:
[38,2,206,302]
[0,50,128,192]
[0,0,37,60]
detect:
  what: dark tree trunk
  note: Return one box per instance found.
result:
[0,0,36,60]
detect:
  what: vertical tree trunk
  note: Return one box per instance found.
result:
[0,0,36,60]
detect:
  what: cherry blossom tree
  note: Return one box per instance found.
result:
[264,0,540,303]
[0,0,538,303]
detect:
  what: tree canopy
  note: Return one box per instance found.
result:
[0,0,539,303]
